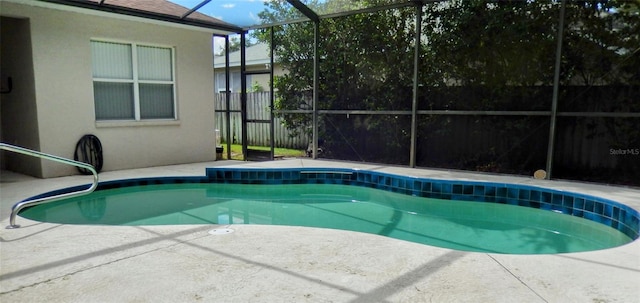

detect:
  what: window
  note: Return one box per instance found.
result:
[215,72,250,92]
[91,40,176,121]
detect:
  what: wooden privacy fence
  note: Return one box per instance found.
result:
[214,92,309,149]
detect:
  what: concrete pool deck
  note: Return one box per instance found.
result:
[1,159,639,302]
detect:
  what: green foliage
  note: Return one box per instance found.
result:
[423,0,558,87]
[250,81,265,92]
[215,36,257,56]
[253,0,639,178]
[561,0,640,86]
[255,1,418,161]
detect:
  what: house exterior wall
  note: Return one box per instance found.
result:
[0,16,41,176]
[250,65,286,92]
[213,65,285,92]
[1,2,216,178]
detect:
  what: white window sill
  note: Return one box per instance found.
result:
[96,120,180,128]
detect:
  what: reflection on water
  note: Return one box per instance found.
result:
[78,198,106,221]
[21,183,632,254]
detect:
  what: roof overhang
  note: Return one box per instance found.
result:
[30,0,243,34]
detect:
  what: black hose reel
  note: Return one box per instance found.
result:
[74,134,103,175]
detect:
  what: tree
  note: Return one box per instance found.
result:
[254,0,639,182]
[559,0,640,184]
[256,0,418,163]
[215,36,257,56]
[421,0,559,109]
[418,0,638,177]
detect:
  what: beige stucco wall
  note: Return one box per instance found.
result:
[1,2,218,178]
[0,16,41,175]
[249,65,286,91]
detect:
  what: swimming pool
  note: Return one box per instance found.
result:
[18,167,640,254]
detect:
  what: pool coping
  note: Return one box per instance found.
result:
[1,159,639,302]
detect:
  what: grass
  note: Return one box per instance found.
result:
[218,144,305,160]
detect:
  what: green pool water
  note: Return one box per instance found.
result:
[20,183,632,254]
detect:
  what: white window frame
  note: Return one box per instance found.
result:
[91,39,177,121]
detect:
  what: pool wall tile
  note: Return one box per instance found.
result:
[31,166,640,241]
[20,168,640,240]
[518,189,530,200]
[530,190,541,202]
[24,167,633,241]
[507,188,518,199]
[585,200,595,212]
[484,186,496,197]
[594,202,604,216]
[530,201,541,209]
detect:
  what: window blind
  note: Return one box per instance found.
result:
[91,40,175,121]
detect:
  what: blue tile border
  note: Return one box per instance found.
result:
[23,177,210,201]
[21,168,640,241]
[204,167,640,240]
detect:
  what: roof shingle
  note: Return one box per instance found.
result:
[86,0,232,26]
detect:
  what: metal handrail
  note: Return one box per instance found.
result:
[0,143,99,229]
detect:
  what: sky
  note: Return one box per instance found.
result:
[169,0,269,27]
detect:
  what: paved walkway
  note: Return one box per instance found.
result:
[1,159,639,302]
